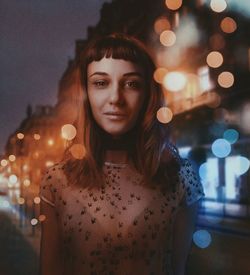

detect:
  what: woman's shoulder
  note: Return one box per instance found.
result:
[177,158,205,206]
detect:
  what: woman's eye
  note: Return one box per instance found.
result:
[93,80,107,87]
[124,81,141,89]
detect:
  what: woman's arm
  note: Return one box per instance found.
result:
[39,200,63,275]
[171,201,199,275]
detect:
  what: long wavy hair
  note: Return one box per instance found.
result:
[63,33,181,191]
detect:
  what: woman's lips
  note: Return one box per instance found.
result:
[104,112,126,120]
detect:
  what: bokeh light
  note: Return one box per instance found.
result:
[199,162,208,181]
[206,92,221,108]
[34,133,41,140]
[163,72,187,92]
[17,133,24,139]
[218,71,234,88]
[153,67,168,84]
[31,218,38,226]
[34,197,41,204]
[165,0,182,11]
[210,0,227,13]
[23,179,31,187]
[69,144,86,159]
[61,124,77,141]
[223,129,239,144]
[212,138,231,158]
[160,30,176,47]
[18,197,25,205]
[154,17,170,34]
[9,174,18,184]
[206,51,223,68]
[1,159,8,167]
[234,156,250,176]
[193,229,212,249]
[156,107,173,124]
[47,139,54,146]
[9,155,16,162]
[46,161,54,167]
[220,17,237,34]
[38,214,46,222]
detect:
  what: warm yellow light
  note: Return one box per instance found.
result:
[9,155,16,162]
[33,151,39,159]
[45,161,54,167]
[210,0,227,13]
[9,174,17,184]
[165,0,182,10]
[153,68,168,84]
[22,164,29,171]
[34,197,41,204]
[157,107,173,124]
[31,218,38,226]
[1,159,8,167]
[206,51,223,68]
[160,30,176,47]
[17,133,24,139]
[47,139,54,146]
[220,17,237,34]
[23,179,31,187]
[34,133,41,140]
[163,72,187,92]
[154,17,171,34]
[18,197,25,204]
[38,214,46,222]
[69,144,86,160]
[218,72,234,88]
[61,124,77,141]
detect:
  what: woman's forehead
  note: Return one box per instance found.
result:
[87,57,144,77]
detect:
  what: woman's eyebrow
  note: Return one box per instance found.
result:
[88,72,108,78]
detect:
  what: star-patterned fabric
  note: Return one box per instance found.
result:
[40,158,204,275]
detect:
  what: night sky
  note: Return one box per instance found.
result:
[0,0,109,155]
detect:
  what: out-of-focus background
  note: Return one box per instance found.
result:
[0,0,250,274]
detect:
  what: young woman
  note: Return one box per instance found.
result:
[39,33,204,275]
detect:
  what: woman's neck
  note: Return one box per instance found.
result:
[104,149,129,164]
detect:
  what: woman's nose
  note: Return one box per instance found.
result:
[109,83,124,105]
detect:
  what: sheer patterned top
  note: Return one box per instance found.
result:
[40,159,204,275]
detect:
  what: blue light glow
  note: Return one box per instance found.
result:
[193,230,212,249]
[211,139,231,158]
[223,129,239,144]
[235,156,250,176]
[199,162,208,181]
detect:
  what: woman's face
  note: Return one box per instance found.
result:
[87,57,145,137]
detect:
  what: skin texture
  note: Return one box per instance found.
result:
[87,57,146,138]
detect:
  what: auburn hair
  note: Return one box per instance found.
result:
[62,33,181,191]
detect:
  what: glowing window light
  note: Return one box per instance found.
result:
[220,17,237,34]
[223,129,239,144]
[193,230,212,249]
[47,139,54,146]
[1,159,8,167]
[218,71,234,88]
[210,0,227,13]
[39,214,46,222]
[165,0,182,10]
[154,17,170,34]
[23,179,31,187]
[9,174,18,184]
[17,133,24,139]
[206,51,223,68]
[234,156,250,176]
[70,144,86,160]
[198,66,213,92]
[31,218,38,226]
[61,124,77,141]
[9,155,16,162]
[160,30,176,47]
[163,72,187,92]
[34,133,41,140]
[34,197,41,204]
[153,68,168,84]
[211,139,231,158]
[156,107,173,124]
